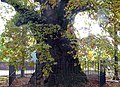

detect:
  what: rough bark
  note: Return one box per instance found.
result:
[28,1,88,86]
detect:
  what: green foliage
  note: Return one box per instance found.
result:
[5,0,33,10]
[74,35,115,70]
[1,0,63,76]
[0,37,5,61]
[29,23,67,76]
[64,0,80,20]
[1,20,36,69]
[30,23,61,41]
[1,21,56,75]
[65,0,120,72]
[95,0,120,60]
[33,41,55,77]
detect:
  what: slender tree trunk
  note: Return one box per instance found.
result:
[9,63,16,86]
[113,25,119,80]
[100,60,106,87]
[113,56,119,80]
[21,66,24,77]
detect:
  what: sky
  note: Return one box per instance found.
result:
[73,12,110,39]
[73,11,120,52]
[0,1,16,35]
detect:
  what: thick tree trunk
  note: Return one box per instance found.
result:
[47,38,88,87]
[29,38,88,87]
[29,0,88,87]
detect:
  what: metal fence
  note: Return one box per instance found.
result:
[0,62,35,86]
[0,60,119,87]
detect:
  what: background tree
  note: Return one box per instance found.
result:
[65,0,120,80]
[95,0,120,80]
[1,21,36,76]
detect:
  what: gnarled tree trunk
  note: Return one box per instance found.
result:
[29,0,88,87]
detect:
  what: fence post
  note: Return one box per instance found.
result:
[113,56,119,80]
[21,68,24,77]
[21,61,25,77]
[100,60,106,87]
[9,63,16,86]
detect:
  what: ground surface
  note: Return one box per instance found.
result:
[0,76,120,87]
